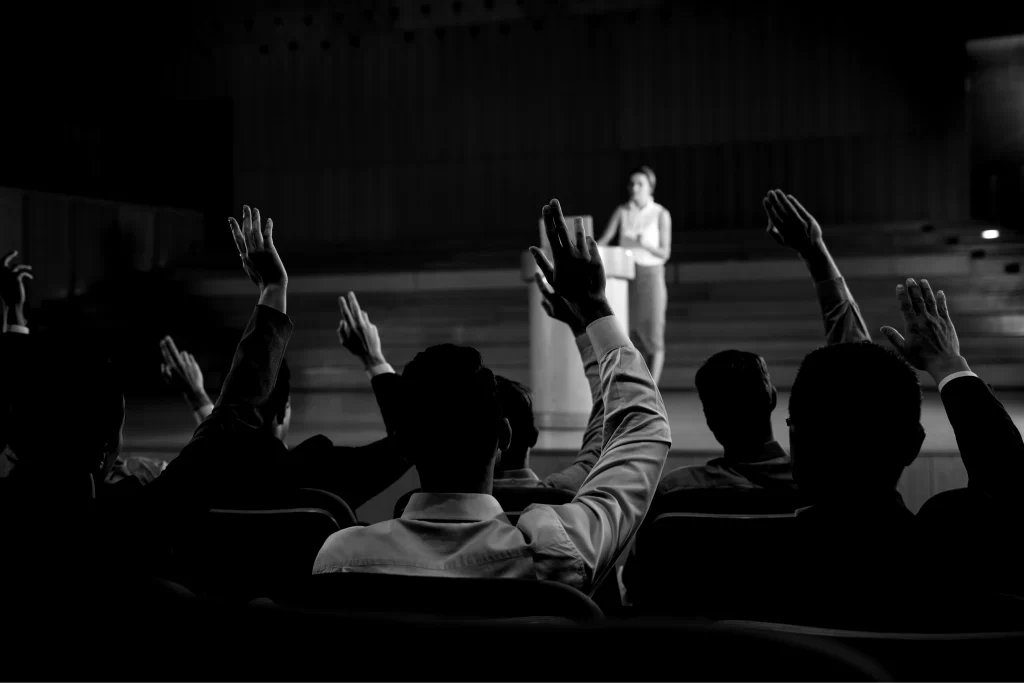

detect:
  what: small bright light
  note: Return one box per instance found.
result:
[982,229,1000,240]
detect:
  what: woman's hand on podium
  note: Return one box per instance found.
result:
[337,291,387,370]
[529,199,613,328]
[534,272,586,337]
[229,205,288,313]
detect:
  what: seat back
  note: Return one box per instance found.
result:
[186,508,341,600]
[295,572,604,622]
[393,485,576,524]
[626,511,798,616]
[718,620,1024,681]
[652,487,807,516]
[295,488,358,528]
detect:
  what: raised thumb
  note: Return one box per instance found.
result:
[880,326,906,354]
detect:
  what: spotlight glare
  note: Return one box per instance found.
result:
[982,229,1000,240]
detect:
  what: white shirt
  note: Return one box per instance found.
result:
[619,201,666,267]
[312,315,672,594]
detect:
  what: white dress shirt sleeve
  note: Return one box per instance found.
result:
[366,362,396,380]
[938,370,979,393]
[520,314,672,592]
[5,325,29,335]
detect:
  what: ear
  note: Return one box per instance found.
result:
[497,418,512,454]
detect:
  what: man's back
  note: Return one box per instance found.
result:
[315,315,672,594]
[658,441,795,494]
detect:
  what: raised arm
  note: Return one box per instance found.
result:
[882,278,1024,499]
[596,207,621,247]
[337,291,403,436]
[159,336,214,425]
[763,189,871,345]
[188,205,292,441]
[524,199,672,593]
[1,250,34,449]
[531,272,605,492]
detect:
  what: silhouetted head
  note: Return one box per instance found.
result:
[695,350,777,453]
[7,338,126,486]
[789,343,924,502]
[400,344,510,493]
[260,358,291,442]
[629,165,656,205]
[495,376,539,472]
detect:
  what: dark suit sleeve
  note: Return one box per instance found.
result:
[370,371,405,438]
[0,332,34,449]
[186,304,294,442]
[940,375,1024,500]
[293,435,413,510]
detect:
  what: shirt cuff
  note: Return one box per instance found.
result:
[574,332,594,355]
[587,315,631,360]
[367,363,395,379]
[938,371,979,393]
[5,325,29,335]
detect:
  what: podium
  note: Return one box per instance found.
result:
[520,215,635,431]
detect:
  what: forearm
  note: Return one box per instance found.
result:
[804,241,871,344]
[543,334,604,491]
[258,285,287,316]
[4,304,27,330]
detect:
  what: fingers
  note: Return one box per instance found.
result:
[768,190,792,223]
[338,295,358,331]
[549,199,574,257]
[585,235,603,269]
[241,206,256,252]
[3,250,18,267]
[896,283,914,321]
[766,223,786,246]
[905,278,926,316]
[533,272,555,299]
[880,326,907,355]
[17,272,33,283]
[347,292,364,325]
[775,192,802,222]
[541,299,555,318]
[919,279,939,316]
[264,218,274,246]
[786,194,815,223]
[228,217,246,255]
[762,197,784,228]
[574,217,589,261]
[936,290,951,321]
[529,247,555,284]
[252,208,264,250]
[12,264,32,274]
[160,336,184,368]
[541,204,562,254]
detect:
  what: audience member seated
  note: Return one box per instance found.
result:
[159,286,414,512]
[491,272,611,491]
[657,191,869,498]
[314,199,672,594]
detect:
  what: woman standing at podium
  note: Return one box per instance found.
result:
[597,165,672,385]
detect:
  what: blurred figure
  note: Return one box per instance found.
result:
[598,165,672,384]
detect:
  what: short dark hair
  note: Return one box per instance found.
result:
[789,342,923,493]
[630,165,657,193]
[401,344,501,476]
[262,357,291,425]
[695,350,775,444]
[7,338,125,476]
[496,376,538,469]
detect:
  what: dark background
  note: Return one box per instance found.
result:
[1,0,1021,272]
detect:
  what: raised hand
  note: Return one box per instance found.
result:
[880,278,969,383]
[228,205,288,292]
[529,199,611,327]
[1,250,34,324]
[160,336,212,411]
[763,190,823,256]
[534,272,587,337]
[337,292,387,370]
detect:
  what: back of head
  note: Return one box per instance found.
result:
[495,376,538,471]
[7,335,125,482]
[789,342,923,500]
[695,350,776,448]
[401,344,503,488]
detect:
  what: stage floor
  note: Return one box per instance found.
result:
[122,387,1024,522]
[124,387,1024,458]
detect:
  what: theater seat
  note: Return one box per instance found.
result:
[183,508,341,601]
[290,572,604,623]
[295,487,358,528]
[651,487,807,516]
[623,511,798,618]
[393,485,576,524]
[717,620,1024,681]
